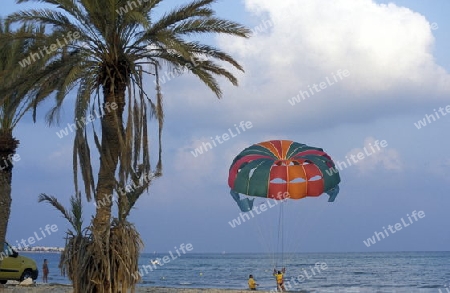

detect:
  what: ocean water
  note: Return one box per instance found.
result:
[23,251,450,292]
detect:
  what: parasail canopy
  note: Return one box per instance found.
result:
[228,140,340,211]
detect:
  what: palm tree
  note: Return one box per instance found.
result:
[37,192,89,293]
[8,0,250,292]
[0,19,56,263]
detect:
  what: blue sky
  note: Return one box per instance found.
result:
[2,0,450,253]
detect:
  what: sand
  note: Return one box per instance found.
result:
[0,284,271,293]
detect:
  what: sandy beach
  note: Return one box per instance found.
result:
[0,284,275,293]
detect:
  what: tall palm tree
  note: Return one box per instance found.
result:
[0,19,55,263]
[8,0,250,292]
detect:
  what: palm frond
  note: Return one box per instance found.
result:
[38,193,75,228]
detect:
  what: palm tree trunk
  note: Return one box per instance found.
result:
[0,172,12,262]
[91,82,126,293]
[0,131,19,267]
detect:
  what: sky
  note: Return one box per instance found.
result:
[1,0,450,254]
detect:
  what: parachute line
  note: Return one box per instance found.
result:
[276,202,284,268]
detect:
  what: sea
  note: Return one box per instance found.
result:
[22,251,450,292]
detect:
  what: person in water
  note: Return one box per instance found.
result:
[248,274,258,290]
[42,259,49,283]
[273,268,286,291]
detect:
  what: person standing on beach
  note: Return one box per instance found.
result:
[273,268,286,291]
[248,274,258,290]
[42,259,49,283]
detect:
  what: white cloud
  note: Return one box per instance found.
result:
[425,158,450,181]
[47,144,73,170]
[345,136,402,173]
[202,0,450,132]
[173,138,218,184]
[236,0,447,88]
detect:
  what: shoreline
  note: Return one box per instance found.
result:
[0,284,277,293]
